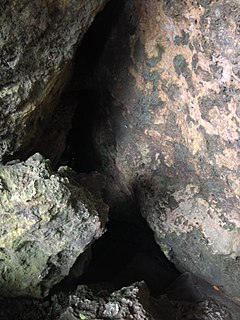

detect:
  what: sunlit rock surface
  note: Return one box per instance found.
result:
[0,0,108,162]
[0,153,108,297]
[93,0,240,298]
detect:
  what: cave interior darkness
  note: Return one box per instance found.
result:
[55,0,181,299]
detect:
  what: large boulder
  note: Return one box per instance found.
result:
[0,0,108,162]
[93,0,240,299]
[0,153,108,297]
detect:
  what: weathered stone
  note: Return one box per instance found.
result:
[0,153,108,297]
[1,282,171,320]
[92,0,240,299]
[52,282,160,320]
[0,0,108,162]
[176,300,235,320]
[34,93,79,166]
[1,280,240,320]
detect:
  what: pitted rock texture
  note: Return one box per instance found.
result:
[1,282,173,320]
[34,93,79,166]
[52,282,161,320]
[92,0,240,298]
[0,0,108,162]
[175,300,234,320]
[1,281,239,320]
[0,153,108,298]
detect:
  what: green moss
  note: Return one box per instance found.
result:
[0,154,108,297]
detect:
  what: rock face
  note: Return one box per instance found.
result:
[93,0,240,299]
[0,153,108,297]
[0,0,108,162]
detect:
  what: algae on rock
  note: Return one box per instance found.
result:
[0,153,108,298]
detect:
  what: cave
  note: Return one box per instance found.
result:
[54,0,181,298]
[0,0,240,319]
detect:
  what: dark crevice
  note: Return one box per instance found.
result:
[59,0,126,173]
[53,0,181,299]
[59,89,102,173]
[51,218,180,297]
[78,219,180,297]
[72,0,126,76]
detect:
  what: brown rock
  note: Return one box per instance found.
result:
[93,0,240,299]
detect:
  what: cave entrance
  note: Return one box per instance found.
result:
[56,0,180,298]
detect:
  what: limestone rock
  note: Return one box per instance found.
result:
[0,0,108,162]
[0,153,108,297]
[92,0,240,298]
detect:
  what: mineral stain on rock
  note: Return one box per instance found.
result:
[0,0,240,319]
[174,31,190,46]
[90,0,240,301]
[173,54,194,90]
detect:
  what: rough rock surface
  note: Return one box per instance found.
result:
[92,0,240,299]
[34,93,79,166]
[52,282,162,320]
[0,281,239,320]
[0,153,108,297]
[0,0,108,162]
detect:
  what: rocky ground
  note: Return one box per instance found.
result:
[1,280,240,320]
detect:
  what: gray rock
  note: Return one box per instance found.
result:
[0,0,108,162]
[176,300,235,320]
[50,282,174,320]
[0,153,108,297]
[138,180,240,300]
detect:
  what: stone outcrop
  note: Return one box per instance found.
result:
[0,0,108,163]
[93,0,240,299]
[0,153,108,297]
